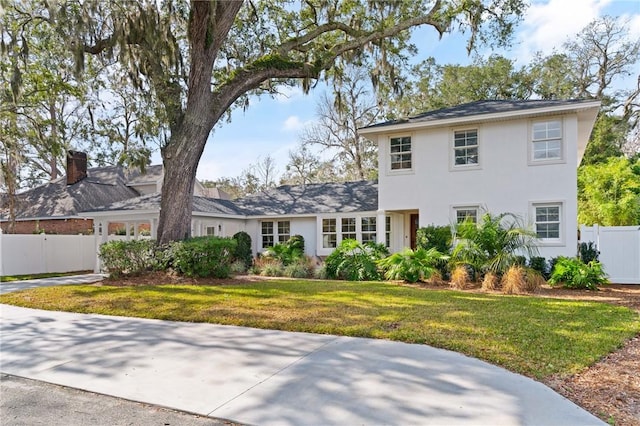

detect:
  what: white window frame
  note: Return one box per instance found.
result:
[388,135,413,173]
[322,218,337,249]
[451,128,481,170]
[529,119,564,165]
[341,217,357,241]
[261,221,275,248]
[452,205,481,224]
[531,202,564,245]
[361,216,377,244]
[277,220,291,244]
[317,214,388,255]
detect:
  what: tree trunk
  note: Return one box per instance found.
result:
[156,108,215,244]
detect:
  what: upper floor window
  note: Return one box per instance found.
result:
[453,129,479,167]
[390,136,412,170]
[532,120,562,162]
[534,204,561,240]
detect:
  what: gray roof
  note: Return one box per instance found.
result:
[2,166,140,220]
[361,99,598,130]
[235,181,378,216]
[125,164,163,186]
[90,193,246,216]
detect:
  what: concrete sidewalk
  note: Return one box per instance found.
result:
[0,274,105,295]
[0,297,604,425]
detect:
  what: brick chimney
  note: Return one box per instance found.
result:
[66,150,87,185]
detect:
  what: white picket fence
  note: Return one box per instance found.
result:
[0,234,97,276]
[579,225,640,284]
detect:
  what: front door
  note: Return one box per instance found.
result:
[410,213,419,249]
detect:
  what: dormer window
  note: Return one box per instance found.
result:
[390,136,412,170]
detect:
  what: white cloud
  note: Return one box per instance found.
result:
[273,85,304,103]
[515,0,612,61]
[282,115,304,132]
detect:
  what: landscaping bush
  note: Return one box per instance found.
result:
[450,265,472,290]
[230,259,247,275]
[501,266,542,294]
[578,241,600,263]
[171,236,236,278]
[450,212,538,278]
[528,256,548,279]
[263,235,305,266]
[377,248,446,283]
[99,239,157,278]
[548,257,608,290]
[416,225,452,253]
[481,272,499,291]
[232,231,253,269]
[324,239,388,281]
[284,257,314,278]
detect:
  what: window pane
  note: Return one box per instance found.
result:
[261,222,273,234]
[323,234,337,248]
[390,137,411,170]
[456,209,478,223]
[535,205,560,239]
[278,221,290,235]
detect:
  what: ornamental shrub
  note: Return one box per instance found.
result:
[416,225,452,253]
[263,235,305,266]
[528,256,548,279]
[377,247,447,283]
[99,239,157,278]
[548,257,608,290]
[171,236,236,278]
[232,231,253,268]
[324,239,388,281]
[578,241,600,263]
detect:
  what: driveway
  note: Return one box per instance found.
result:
[0,276,604,425]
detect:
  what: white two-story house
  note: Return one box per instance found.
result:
[358,99,601,259]
[65,99,600,265]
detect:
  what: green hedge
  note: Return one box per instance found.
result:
[99,239,158,278]
[171,237,237,278]
[99,236,237,279]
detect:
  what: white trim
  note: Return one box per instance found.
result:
[528,118,566,166]
[358,101,601,136]
[531,201,565,246]
[450,126,482,171]
[387,133,415,175]
[451,204,482,224]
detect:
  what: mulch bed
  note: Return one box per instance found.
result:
[100,273,640,425]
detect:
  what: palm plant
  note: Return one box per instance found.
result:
[450,212,538,278]
[378,247,447,283]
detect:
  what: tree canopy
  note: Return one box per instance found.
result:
[1,0,526,242]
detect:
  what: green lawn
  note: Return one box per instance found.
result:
[1,279,638,379]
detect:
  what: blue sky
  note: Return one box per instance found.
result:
[151,0,640,182]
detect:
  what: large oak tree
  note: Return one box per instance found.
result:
[5,0,526,243]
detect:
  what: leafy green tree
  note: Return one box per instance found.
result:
[578,157,640,226]
[450,212,538,278]
[14,0,525,244]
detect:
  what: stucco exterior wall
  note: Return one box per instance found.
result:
[377,114,580,258]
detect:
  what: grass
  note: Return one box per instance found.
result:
[0,271,93,282]
[1,279,638,379]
